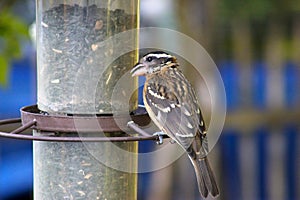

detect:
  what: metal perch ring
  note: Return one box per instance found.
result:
[0,105,166,142]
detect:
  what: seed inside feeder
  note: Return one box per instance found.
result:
[38,4,137,114]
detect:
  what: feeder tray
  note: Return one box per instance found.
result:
[0,105,165,142]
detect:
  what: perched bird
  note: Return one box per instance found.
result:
[130,51,219,198]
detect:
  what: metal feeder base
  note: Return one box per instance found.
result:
[0,105,164,142]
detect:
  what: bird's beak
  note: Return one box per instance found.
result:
[130,63,147,77]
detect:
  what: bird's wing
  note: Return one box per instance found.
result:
[145,75,204,150]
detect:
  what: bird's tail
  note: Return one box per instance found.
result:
[189,155,219,198]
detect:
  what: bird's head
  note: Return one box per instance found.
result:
[131,51,177,76]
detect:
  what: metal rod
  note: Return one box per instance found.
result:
[0,130,158,142]
[127,121,151,137]
[0,118,21,125]
[10,119,36,134]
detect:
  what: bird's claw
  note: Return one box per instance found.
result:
[127,121,166,145]
[153,131,166,145]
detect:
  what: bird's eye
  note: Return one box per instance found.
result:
[146,56,153,62]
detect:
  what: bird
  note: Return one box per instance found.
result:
[130,51,219,198]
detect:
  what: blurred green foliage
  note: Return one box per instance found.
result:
[218,0,300,22]
[218,0,272,22]
[0,8,29,86]
[214,0,300,60]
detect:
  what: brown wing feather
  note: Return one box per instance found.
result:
[144,67,206,150]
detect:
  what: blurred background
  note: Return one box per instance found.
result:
[0,0,300,199]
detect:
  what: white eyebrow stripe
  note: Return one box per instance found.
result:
[146,53,173,59]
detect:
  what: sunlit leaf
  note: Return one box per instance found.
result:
[0,55,8,86]
[0,8,29,86]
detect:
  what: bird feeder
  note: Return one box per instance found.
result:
[0,0,163,200]
[35,1,141,198]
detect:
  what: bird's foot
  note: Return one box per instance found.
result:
[127,121,167,144]
[153,131,167,145]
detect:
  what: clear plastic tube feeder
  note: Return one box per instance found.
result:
[35,0,139,199]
